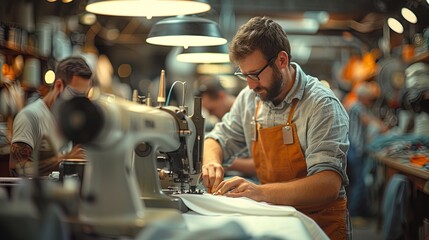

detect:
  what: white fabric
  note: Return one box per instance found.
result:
[177,193,328,240]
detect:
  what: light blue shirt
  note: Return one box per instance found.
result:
[348,102,368,157]
[206,63,350,197]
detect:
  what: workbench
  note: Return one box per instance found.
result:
[0,179,328,240]
[373,153,429,239]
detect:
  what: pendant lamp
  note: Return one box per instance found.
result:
[146,16,227,48]
[176,44,230,63]
[86,0,211,18]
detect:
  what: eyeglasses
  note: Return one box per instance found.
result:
[234,56,276,81]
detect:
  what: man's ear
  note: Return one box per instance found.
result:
[53,79,64,92]
[278,51,289,67]
[218,91,227,100]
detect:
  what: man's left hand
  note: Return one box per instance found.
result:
[213,176,264,202]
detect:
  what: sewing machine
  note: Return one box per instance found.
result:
[58,93,205,235]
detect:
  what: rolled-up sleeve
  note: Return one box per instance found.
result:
[205,89,254,163]
[304,96,349,185]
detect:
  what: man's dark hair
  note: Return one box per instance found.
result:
[229,16,292,64]
[195,76,225,99]
[55,57,92,85]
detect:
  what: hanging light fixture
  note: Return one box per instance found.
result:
[401,7,417,24]
[196,63,234,75]
[146,16,227,48]
[387,17,404,34]
[85,0,211,18]
[176,44,230,63]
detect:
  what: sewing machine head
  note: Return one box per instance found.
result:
[156,105,204,194]
[59,94,204,222]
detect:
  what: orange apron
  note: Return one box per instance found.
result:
[252,99,348,240]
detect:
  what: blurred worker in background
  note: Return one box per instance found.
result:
[196,76,236,126]
[201,16,350,240]
[9,57,93,177]
[195,76,256,179]
[347,80,388,224]
[401,62,429,136]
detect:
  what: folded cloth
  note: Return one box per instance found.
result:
[178,193,295,216]
[176,193,328,240]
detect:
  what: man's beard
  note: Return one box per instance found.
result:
[254,65,284,102]
[51,86,87,123]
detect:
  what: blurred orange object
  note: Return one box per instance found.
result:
[409,154,429,167]
[402,44,415,62]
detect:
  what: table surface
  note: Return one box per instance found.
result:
[373,153,429,195]
[374,153,429,180]
[0,179,328,240]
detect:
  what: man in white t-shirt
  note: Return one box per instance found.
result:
[9,57,93,177]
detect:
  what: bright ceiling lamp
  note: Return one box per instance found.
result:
[196,63,234,75]
[86,0,211,18]
[387,17,404,34]
[146,16,227,48]
[401,7,417,24]
[176,44,229,63]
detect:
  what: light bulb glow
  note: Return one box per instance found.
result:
[196,64,234,75]
[81,13,97,25]
[387,18,404,34]
[44,70,55,84]
[146,35,227,47]
[86,0,211,17]
[401,8,417,24]
[176,53,230,63]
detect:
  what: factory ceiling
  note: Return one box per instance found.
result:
[1,0,428,94]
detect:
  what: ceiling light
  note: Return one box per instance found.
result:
[176,44,230,63]
[147,16,227,48]
[401,8,417,24]
[80,13,97,25]
[387,17,404,34]
[86,0,211,18]
[196,64,234,75]
[118,63,132,78]
[44,70,55,84]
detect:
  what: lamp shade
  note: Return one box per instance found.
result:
[146,16,227,48]
[176,44,230,63]
[86,0,211,17]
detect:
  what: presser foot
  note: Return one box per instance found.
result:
[141,195,189,213]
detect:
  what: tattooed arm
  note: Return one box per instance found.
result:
[9,142,87,177]
[9,142,35,177]
[9,142,68,177]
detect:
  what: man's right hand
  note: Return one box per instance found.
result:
[202,138,225,193]
[201,162,224,193]
[63,144,86,160]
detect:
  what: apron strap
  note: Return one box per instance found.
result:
[254,99,299,125]
[254,100,261,120]
[287,99,299,124]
